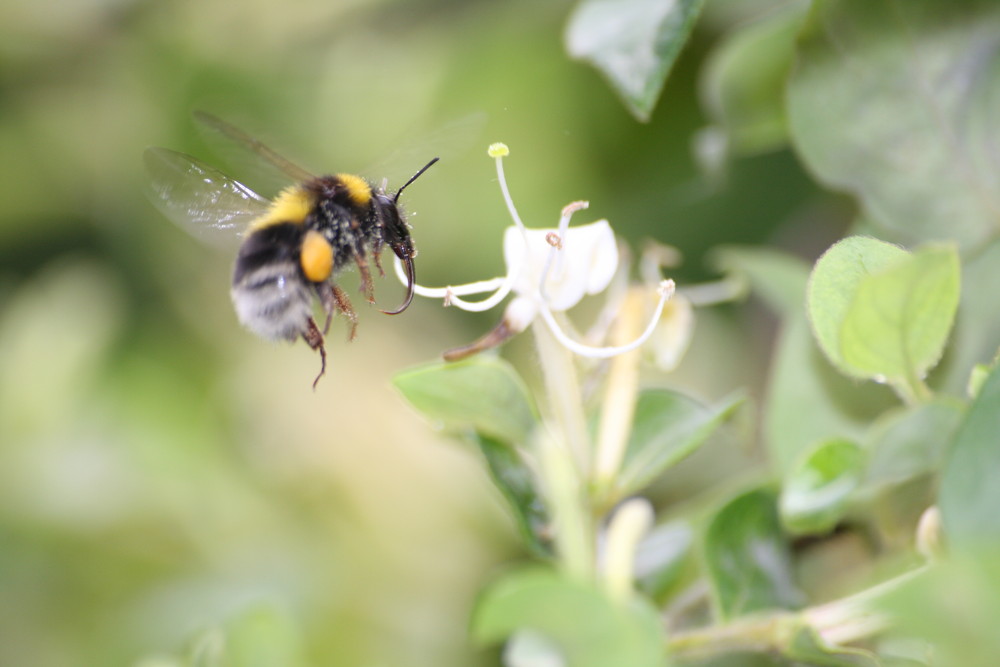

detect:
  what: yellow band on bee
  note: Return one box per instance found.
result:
[250,185,315,230]
[301,230,334,282]
[335,173,372,206]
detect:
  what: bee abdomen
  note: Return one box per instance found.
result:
[231,223,313,342]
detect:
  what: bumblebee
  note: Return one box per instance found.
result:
[144,112,437,387]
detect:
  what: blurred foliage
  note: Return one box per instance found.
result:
[3,0,1000,665]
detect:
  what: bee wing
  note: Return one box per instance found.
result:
[193,111,316,196]
[143,147,271,246]
[363,111,487,192]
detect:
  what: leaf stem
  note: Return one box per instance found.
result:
[668,566,928,660]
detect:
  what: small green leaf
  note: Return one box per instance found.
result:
[473,567,665,667]
[616,389,744,497]
[839,245,960,385]
[780,438,864,535]
[476,435,550,557]
[565,0,707,121]
[700,0,809,155]
[807,236,909,376]
[704,488,805,620]
[939,364,1000,547]
[863,400,965,491]
[393,358,537,446]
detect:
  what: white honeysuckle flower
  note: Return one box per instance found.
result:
[504,219,618,312]
[393,142,674,360]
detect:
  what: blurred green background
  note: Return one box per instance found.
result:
[0,0,842,664]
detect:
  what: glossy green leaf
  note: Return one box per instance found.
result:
[780,438,864,535]
[393,358,537,446]
[472,567,665,667]
[700,0,808,155]
[704,488,804,620]
[788,0,1000,251]
[839,245,960,385]
[565,0,706,121]
[476,435,550,557]
[616,389,744,497]
[807,236,909,376]
[863,400,965,491]
[939,364,1000,547]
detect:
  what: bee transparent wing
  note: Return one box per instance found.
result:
[363,111,487,191]
[143,147,271,246]
[193,111,316,196]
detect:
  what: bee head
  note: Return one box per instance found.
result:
[377,157,439,315]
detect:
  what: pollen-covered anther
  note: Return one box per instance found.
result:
[561,200,589,217]
[546,232,562,250]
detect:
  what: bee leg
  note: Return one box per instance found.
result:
[303,317,327,390]
[352,248,375,305]
[316,284,335,335]
[372,237,385,277]
[330,284,359,341]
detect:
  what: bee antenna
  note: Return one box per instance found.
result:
[394,157,439,203]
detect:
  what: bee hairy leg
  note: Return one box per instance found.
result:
[372,238,385,277]
[330,284,359,341]
[353,249,376,304]
[303,317,327,390]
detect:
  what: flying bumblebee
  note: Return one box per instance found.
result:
[143,112,438,387]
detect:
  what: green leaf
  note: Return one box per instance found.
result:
[839,245,960,386]
[780,438,864,535]
[787,624,880,666]
[721,243,895,471]
[788,0,1000,251]
[700,0,809,155]
[704,488,805,620]
[863,399,965,491]
[939,238,1000,396]
[472,567,665,667]
[393,358,537,446]
[807,238,961,391]
[616,389,744,497]
[711,245,810,316]
[565,0,707,122]
[766,297,895,473]
[476,435,550,557]
[939,364,1000,547]
[807,236,909,376]
[879,550,1000,667]
[634,520,693,602]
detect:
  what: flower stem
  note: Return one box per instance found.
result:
[531,320,594,579]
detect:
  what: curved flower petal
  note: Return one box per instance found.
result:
[503,220,618,312]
